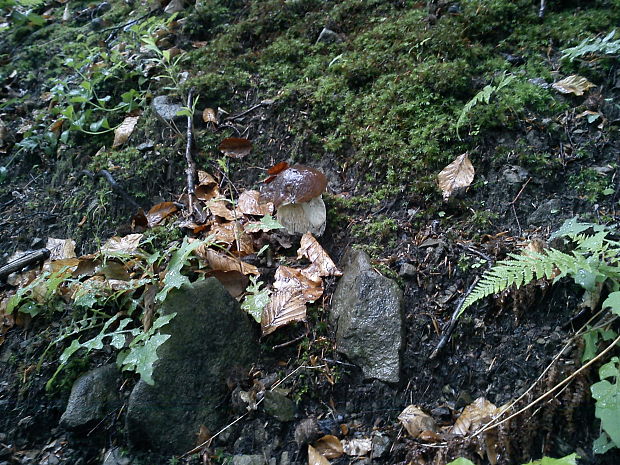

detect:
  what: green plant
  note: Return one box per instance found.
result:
[456,71,516,138]
[446,453,578,465]
[241,276,271,323]
[562,30,620,62]
[460,218,620,453]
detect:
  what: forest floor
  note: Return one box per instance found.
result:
[1,0,620,464]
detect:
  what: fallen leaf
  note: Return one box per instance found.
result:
[146,202,179,228]
[451,397,502,435]
[131,209,148,232]
[342,438,372,456]
[46,238,76,260]
[308,445,330,465]
[211,221,254,256]
[237,190,274,216]
[194,246,259,276]
[209,270,249,298]
[313,435,344,459]
[101,234,143,255]
[273,266,323,303]
[112,116,140,148]
[261,289,307,336]
[202,108,217,124]
[208,199,237,221]
[268,161,289,175]
[297,233,342,279]
[196,183,221,202]
[398,405,437,438]
[219,137,252,158]
[198,170,218,186]
[164,0,185,14]
[260,165,327,207]
[552,75,596,96]
[437,153,475,200]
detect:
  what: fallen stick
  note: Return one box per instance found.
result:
[81,169,141,211]
[184,88,197,216]
[0,248,50,281]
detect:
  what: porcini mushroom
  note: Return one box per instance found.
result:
[260,165,327,236]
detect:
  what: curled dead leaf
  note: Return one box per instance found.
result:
[219,137,252,158]
[451,397,503,436]
[236,190,274,216]
[273,266,323,302]
[202,108,217,124]
[194,246,259,276]
[261,289,307,336]
[308,445,330,465]
[46,238,76,261]
[552,75,596,96]
[101,234,143,255]
[312,435,343,459]
[398,405,437,438]
[297,233,342,279]
[210,221,254,256]
[437,153,475,200]
[146,202,179,228]
[112,116,140,148]
[208,199,237,221]
[268,161,289,175]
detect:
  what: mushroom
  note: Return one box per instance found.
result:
[260,165,328,236]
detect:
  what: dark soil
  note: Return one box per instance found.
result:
[1,0,620,464]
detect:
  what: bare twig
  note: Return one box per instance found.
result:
[0,248,50,281]
[81,169,141,210]
[224,99,274,121]
[184,88,197,216]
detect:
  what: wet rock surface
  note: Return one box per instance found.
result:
[330,250,404,383]
[60,364,120,431]
[125,278,259,453]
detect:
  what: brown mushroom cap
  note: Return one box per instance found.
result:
[260,165,327,208]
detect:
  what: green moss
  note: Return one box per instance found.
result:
[569,167,615,203]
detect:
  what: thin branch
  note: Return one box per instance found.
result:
[0,249,50,281]
[81,169,141,210]
[184,88,197,216]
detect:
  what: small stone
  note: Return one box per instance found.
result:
[398,263,416,278]
[315,28,342,44]
[502,165,529,185]
[279,452,290,465]
[527,199,562,226]
[232,455,265,465]
[136,141,154,151]
[371,434,391,459]
[152,95,185,125]
[262,390,296,422]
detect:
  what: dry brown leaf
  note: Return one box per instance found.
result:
[209,270,249,298]
[236,190,274,216]
[437,153,475,200]
[451,397,501,435]
[101,234,143,255]
[552,75,596,96]
[312,435,344,459]
[297,233,342,278]
[146,202,179,228]
[202,108,217,124]
[398,405,437,438]
[274,266,323,303]
[131,209,148,232]
[196,183,220,202]
[211,222,254,256]
[198,170,217,186]
[261,289,307,336]
[48,118,64,133]
[46,238,76,261]
[219,137,252,158]
[48,258,81,274]
[342,438,372,456]
[112,116,139,148]
[208,199,237,221]
[268,161,289,175]
[194,246,259,276]
[141,284,157,331]
[308,445,330,465]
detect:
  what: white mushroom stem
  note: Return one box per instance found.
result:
[276,196,326,237]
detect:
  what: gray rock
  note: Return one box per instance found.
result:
[262,389,296,422]
[315,28,342,44]
[330,250,404,383]
[294,417,320,446]
[60,364,120,430]
[126,279,259,453]
[527,199,562,226]
[398,262,416,278]
[102,448,132,465]
[371,434,391,459]
[279,451,290,465]
[502,165,529,185]
[232,455,265,465]
[152,95,185,126]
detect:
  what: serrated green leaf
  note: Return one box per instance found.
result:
[603,292,620,316]
[445,459,476,465]
[119,333,171,385]
[244,214,284,233]
[155,238,203,303]
[524,453,579,465]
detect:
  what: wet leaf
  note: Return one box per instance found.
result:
[437,153,475,200]
[219,137,252,158]
[297,233,342,279]
[131,209,148,232]
[146,202,179,228]
[112,116,139,148]
[398,405,437,438]
[273,266,323,303]
[260,165,327,207]
[268,161,289,175]
[194,246,259,276]
[308,445,330,465]
[313,435,344,459]
[237,190,274,216]
[211,222,254,255]
[46,238,76,260]
[261,289,307,336]
[196,183,221,202]
[202,108,217,123]
[101,234,143,255]
[209,270,249,298]
[342,438,372,456]
[198,170,218,186]
[208,199,237,221]
[552,75,596,96]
